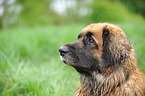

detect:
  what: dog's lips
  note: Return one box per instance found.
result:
[60,56,67,64]
[60,56,64,62]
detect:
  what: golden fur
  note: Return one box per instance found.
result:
[74,23,145,96]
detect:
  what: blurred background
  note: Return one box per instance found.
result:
[0,0,145,96]
[0,0,145,28]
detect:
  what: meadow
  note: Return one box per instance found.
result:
[0,22,145,96]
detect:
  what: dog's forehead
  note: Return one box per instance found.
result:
[80,23,105,37]
[80,23,125,37]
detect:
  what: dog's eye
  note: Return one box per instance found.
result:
[89,38,94,43]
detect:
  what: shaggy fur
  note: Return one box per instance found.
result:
[59,23,145,96]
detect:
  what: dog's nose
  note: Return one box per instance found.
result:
[59,46,69,56]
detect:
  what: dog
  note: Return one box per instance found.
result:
[59,23,145,96]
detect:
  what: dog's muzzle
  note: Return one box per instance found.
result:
[59,45,69,63]
[59,46,69,56]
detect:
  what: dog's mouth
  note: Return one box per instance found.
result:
[59,46,69,64]
[60,56,67,64]
[59,45,79,65]
[60,54,78,66]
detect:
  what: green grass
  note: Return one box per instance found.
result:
[0,22,145,96]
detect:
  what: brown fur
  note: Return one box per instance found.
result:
[59,23,145,96]
[75,23,145,96]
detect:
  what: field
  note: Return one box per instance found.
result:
[0,22,145,96]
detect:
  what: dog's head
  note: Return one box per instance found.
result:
[59,23,132,74]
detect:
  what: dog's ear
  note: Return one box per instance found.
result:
[101,26,112,68]
[102,27,110,39]
[102,27,110,46]
[101,26,130,68]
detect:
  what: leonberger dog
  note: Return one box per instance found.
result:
[59,23,145,96]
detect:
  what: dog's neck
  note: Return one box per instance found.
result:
[78,62,137,95]
[75,49,137,96]
[79,68,126,96]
